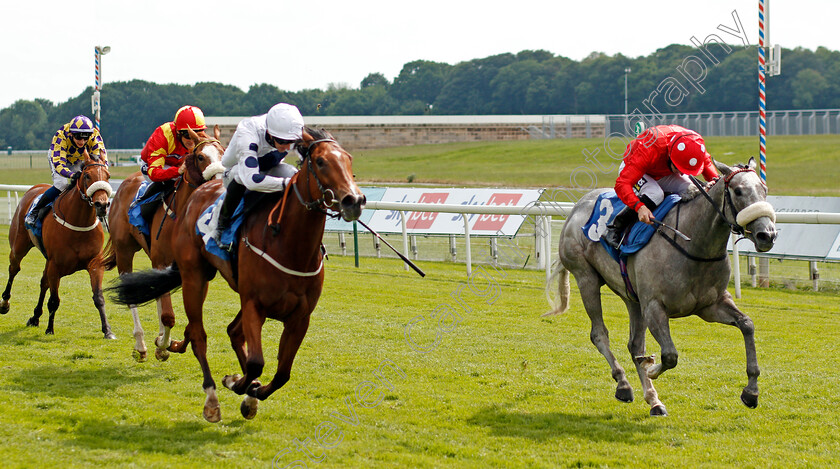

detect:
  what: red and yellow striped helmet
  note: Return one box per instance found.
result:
[173,105,207,131]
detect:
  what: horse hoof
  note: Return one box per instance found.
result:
[104,332,117,340]
[26,317,38,327]
[240,396,258,420]
[132,349,147,363]
[740,390,759,409]
[222,374,242,391]
[203,405,221,423]
[650,405,668,417]
[615,387,634,403]
[0,302,9,315]
[45,328,54,335]
[155,348,170,362]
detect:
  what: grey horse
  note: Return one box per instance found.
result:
[546,158,777,416]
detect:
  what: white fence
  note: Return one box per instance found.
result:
[3,184,840,293]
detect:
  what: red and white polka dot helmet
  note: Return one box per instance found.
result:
[668,133,709,176]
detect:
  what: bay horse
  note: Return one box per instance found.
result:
[0,150,115,338]
[102,126,225,362]
[109,128,365,422]
[546,158,777,416]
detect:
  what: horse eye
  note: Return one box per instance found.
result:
[733,188,743,197]
[316,158,326,168]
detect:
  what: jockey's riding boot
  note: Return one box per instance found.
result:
[215,181,246,251]
[26,186,61,225]
[604,207,639,250]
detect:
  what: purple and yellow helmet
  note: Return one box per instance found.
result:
[68,115,95,134]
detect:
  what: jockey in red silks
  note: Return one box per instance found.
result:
[135,105,208,211]
[605,124,719,249]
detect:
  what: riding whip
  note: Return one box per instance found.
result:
[651,219,691,241]
[355,219,425,277]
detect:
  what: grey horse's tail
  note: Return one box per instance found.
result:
[543,258,570,316]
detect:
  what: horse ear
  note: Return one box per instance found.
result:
[714,157,732,177]
[213,124,221,140]
[747,157,757,170]
[186,127,201,144]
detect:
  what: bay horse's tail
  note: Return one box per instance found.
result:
[106,264,182,306]
[543,258,570,316]
[101,237,117,271]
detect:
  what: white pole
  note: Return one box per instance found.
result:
[732,233,741,299]
[463,215,472,276]
[400,211,408,271]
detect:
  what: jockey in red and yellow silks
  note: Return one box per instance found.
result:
[140,105,207,182]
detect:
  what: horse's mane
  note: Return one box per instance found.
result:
[303,126,334,142]
[679,183,701,202]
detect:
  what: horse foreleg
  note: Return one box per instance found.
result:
[226,309,248,370]
[643,300,678,380]
[27,271,49,328]
[45,283,60,336]
[89,266,115,339]
[697,294,760,409]
[576,275,632,404]
[251,311,311,404]
[627,300,666,416]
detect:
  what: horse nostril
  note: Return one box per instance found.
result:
[342,194,363,208]
[756,231,775,244]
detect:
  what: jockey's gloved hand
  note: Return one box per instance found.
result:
[69,171,82,184]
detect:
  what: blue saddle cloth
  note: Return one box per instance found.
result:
[195,193,247,261]
[582,190,681,261]
[24,193,51,239]
[128,181,157,236]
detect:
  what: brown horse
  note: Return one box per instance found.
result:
[103,126,225,362]
[109,128,365,422]
[0,151,115,338]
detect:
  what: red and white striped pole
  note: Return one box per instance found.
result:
[92,45,110,132]
[758,0,767,183]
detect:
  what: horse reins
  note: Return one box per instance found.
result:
[52,162,110,231]
[155,138,223,239]
[659,166,761,262]
[268,138,342,228]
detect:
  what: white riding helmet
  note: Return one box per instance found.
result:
[266,103,304,141]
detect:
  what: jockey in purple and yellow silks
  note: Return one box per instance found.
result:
[26,115,108,225]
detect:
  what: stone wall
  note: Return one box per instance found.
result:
[206,115,606,151]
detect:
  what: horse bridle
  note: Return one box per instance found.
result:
[291,138,342,217]
[688,165,761,236]
[76,162,111,206]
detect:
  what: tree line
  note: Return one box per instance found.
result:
[1,44,838,149]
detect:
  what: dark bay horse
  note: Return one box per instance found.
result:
[546,158,777,416]
[103,126,225,362]
[0,151,115,338]
[109,128,365,422]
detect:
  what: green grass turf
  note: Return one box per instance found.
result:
[0,236,837,467]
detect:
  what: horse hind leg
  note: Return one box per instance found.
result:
[575,273,634,405]
[697,295,761,409]
[153,295,175,361]
[626,300,667,416]
[130,305,148,362]
[0,261,22,315]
